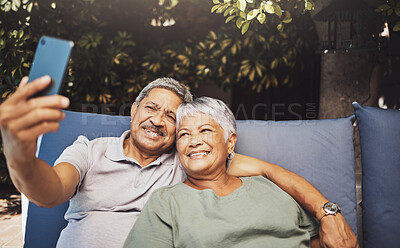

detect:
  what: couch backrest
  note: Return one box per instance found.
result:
[25,111,358,247]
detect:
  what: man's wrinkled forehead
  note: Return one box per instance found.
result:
[140,88,183,116]
[146,100,177,115]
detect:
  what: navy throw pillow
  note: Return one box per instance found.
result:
[353,102,400,248]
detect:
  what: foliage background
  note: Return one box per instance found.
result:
[0,0,318,184]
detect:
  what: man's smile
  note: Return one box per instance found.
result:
[141,124,166,137]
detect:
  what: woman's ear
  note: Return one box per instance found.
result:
[227,132,237,154]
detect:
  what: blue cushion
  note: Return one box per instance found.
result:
[353,102,400,248]
[235,116,357,235]
[24,111,131,248]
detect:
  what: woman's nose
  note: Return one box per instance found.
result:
[189,134,203,147]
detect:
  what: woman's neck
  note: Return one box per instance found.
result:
[184,173,242,197]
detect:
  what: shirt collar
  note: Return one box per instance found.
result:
[105,130,176,166]
[104,130,131,162]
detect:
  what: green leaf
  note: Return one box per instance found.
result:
[1,0,7,5]
[239,11,246,19]
[211,5,220,13]
[246,0,253,3]
[26,2,32,12]
[241,21,250,34]
[282,17,292,23]
[393,21,400,32]
[376,4,391,12]
[387,9,393,16]
[238,0,246,12]
[247,9,259,20]
[236,17,245,28]
[257,13,266,24]
[305,1,313,11]
[224,7,234,16]
[273,5,282,17]
[3,2,10,11]
[264,4,274,14]
[277,23,283,31]
[222,56,227,64]
[249,68,255,81]
[213,0,220,4]
[11,0,20,11]
[225,15,236,23]
[210,31,217,40]
[216,5,228,14]
[395,8,400,16]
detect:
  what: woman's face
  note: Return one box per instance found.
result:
[176,113,236,179]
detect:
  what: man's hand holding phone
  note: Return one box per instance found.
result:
[0,36,79,206]
[0,35,73,168]
[0,76,69,167]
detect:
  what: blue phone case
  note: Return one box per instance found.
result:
[28,36,74,97]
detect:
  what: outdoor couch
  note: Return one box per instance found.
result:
[22,102,400,248]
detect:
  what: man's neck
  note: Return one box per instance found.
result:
[123,138,162,167]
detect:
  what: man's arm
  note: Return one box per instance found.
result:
[0,76,79,207]
[311,236,321,248]
[229,153,359,248]
[228,153,327,217]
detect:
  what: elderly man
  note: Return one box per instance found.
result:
[0,76,358,247]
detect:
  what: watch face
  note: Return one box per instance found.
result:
[324,202,339,214]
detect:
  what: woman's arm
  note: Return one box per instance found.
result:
[228,153,359,248]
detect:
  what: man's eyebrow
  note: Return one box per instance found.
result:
[146,101,176,115]
[166,109,176,116]
[146,101,160,109]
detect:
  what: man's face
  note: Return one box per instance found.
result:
[129,88,183,156]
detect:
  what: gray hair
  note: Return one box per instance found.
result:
[176,96,237,141]
[135,77,193,105]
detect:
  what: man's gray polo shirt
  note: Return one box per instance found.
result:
[54,130,186,248]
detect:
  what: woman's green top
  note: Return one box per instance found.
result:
[124,176,319,248]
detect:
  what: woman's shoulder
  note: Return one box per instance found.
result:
[149,183,188,202]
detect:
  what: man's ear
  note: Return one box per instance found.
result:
[227,133,237,154]
[130,102,137,117]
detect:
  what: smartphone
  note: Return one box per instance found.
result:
[28,36,74,97]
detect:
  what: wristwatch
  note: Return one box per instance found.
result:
[319,202,341,221]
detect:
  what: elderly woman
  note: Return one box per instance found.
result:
[124,97,320,248]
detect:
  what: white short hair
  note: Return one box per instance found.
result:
[176,96,236,141]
